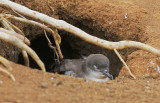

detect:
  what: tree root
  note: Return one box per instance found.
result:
[1,0,160,56]
[114,49,136,79]
[1,0,160,79]
[0,31,46,73]
[0,56,15,81]
[1,14,63,60]
[0,67,15,81]
[0,56,12,71]
[0,18,30,67]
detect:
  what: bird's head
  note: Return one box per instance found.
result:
[82,54,113,82]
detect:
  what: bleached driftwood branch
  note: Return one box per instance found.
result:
[1,0,160,56]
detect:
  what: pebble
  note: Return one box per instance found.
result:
[51,77,54,80]
[143,74,150,78]
[41,82,48,88]
[52,80,62,86]
[0,80,3,85]
[56,81,62,86]
[105,88,110,92]
[151,72,159,79]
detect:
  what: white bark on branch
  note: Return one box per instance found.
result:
[0,0,160,56]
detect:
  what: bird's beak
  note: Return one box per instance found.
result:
[102,69,113,80]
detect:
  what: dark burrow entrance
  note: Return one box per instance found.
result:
[17,30,123,79]
[18,34,81,72]
[17,11,126,78]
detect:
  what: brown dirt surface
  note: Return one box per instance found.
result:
[1,0,160,102]
[1,62,160,103]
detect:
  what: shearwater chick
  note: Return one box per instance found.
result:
[54,54,113,82]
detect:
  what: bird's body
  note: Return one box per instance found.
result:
[54,54,113,82]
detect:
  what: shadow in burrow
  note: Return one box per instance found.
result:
[17,31,123,79]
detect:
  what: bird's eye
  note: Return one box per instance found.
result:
[93,65,99,71]
[93,65,97,69]
[103,69,108,73]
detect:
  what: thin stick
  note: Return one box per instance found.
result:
[47,0,54,12]
[1,1,160,56]
[114,49,136,79]
[0,67,15,81]
[0,31,46,73]
[0,56,12,71]
[44,30,60,64]
[51,29,63,59]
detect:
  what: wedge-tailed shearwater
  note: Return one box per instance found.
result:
[54,54,113,82]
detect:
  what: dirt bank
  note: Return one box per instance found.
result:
[0,0,160,102]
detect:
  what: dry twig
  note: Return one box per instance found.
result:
[51,29,63,59]
[44,30,60,64]
[47,0,54,12]
[114,49,136,79]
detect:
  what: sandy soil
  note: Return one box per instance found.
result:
[0,62,160,103]
[0,0,160,102]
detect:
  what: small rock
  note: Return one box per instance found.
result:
[56,81,62,86]
[0,80,3,85]
[105,88,110,92]
[151,72,159,79]
[16,100,21,103]
[41,82,48,88]
[52,80,62,86]
[143,74,151,78]
[51,77,54,80]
